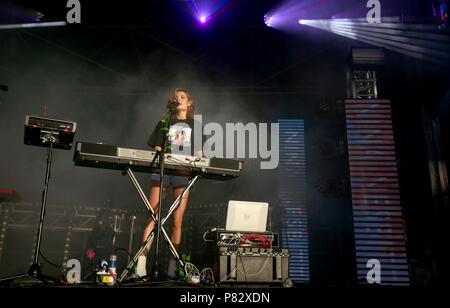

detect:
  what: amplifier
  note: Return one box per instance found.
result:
[204,229,279,248]
[215,247,290,286]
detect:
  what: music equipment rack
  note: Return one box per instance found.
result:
[204,229,280,248]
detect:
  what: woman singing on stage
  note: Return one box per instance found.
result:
[137,88,203,279]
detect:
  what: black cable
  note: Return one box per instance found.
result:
[81,263,98,281]
[113,248,135,277]
[238,255,248,287]
[114,247,132,258]
[38,250,65,273]
[167,156,192,168]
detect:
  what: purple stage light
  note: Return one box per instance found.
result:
[264,0,337,31]
[264,14,274,27]
[182,0,238,26]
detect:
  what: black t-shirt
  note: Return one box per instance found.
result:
[147,118,204,156]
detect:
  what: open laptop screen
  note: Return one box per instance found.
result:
[225,200,269,232]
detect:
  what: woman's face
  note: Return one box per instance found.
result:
[175,91,191,111]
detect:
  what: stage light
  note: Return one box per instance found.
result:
[183,0,237,26]
[264,14,276,27]
[298,19,306,25]
[351,47,385,67]
[265,0,336,30]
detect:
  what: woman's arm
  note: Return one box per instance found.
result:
[154,145,172,157]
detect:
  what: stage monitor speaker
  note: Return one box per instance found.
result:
[215,247,290,286]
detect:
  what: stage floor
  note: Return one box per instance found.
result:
[0,275,288,289]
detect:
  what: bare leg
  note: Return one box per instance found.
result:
[170,185,190,259]
[141,181,167,256]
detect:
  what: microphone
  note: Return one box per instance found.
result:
[168,99,180,108]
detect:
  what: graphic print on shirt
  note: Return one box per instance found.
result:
[168,123,192,147]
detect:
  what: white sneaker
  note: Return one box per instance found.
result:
[136,256,147,278]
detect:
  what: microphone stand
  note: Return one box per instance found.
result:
[150,101,177,280]
[0,136,58,285]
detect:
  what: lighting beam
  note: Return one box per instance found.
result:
[0,21,67,30]
[323,24,450,56]
[298,17,450,65]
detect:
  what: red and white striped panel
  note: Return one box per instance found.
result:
[345,99,410,286]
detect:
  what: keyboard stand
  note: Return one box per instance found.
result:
[118,167,199,283]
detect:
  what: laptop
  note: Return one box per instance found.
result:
[225,200,269,232]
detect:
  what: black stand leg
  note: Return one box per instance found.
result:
[0,142,57,285]
[150,158,166,280]
[118,169,198,283]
